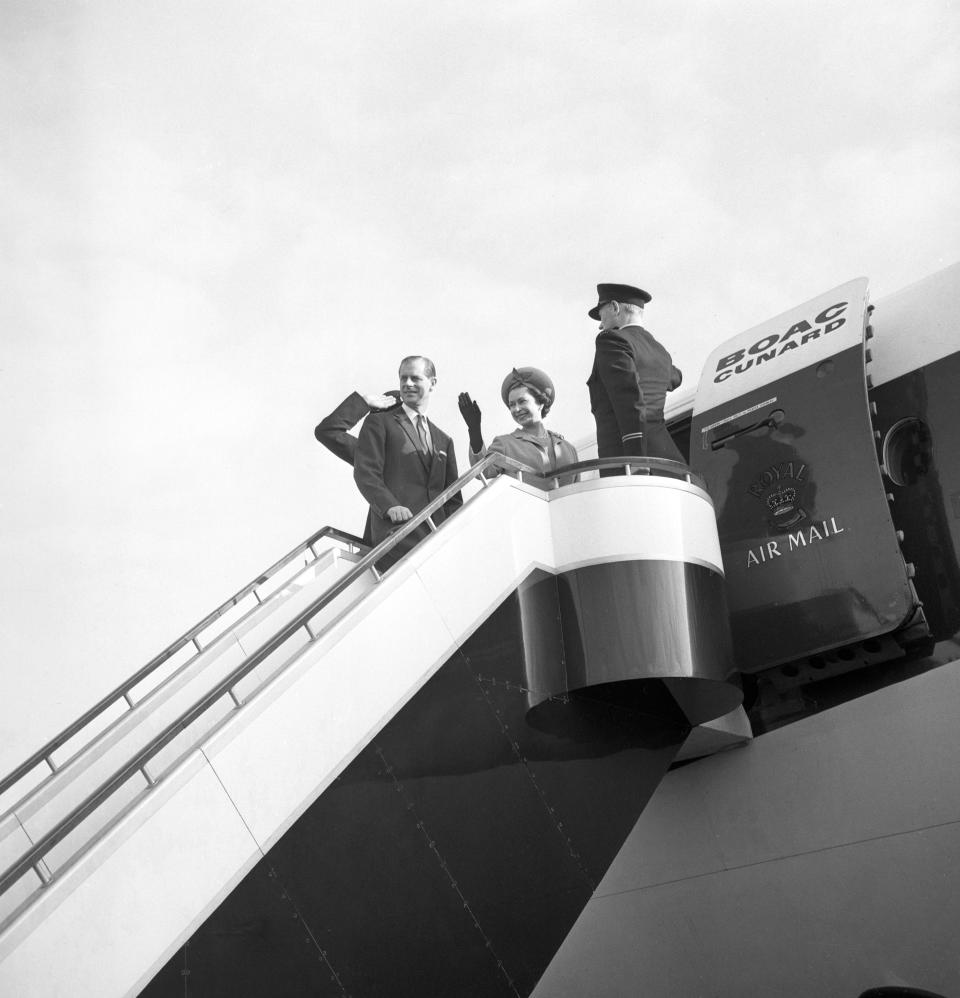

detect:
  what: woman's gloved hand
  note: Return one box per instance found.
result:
[458,392,484,453]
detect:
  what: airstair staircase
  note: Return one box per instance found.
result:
[0,455,747,997]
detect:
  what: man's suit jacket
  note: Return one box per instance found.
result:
[314,391,371,464]
[354,409,462,547]
[314,391,379,544]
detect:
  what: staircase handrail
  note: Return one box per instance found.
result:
[0,453,702,901]
[0,526,364,800]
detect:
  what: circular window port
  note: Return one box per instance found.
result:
[882,418,931,486]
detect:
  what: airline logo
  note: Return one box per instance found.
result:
[695,278,869,414]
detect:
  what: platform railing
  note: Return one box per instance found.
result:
[0,453,703,906]
[519,454,705,492]
[0,525,364,804]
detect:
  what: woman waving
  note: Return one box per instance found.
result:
[459,367,578,478]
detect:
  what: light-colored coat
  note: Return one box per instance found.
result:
[470,427,578,477]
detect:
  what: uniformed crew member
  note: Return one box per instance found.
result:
[458,367,578,478]
[587,282,685,466]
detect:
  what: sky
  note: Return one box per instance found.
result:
[1,0,958,776]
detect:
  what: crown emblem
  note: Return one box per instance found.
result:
[766,486,797,516]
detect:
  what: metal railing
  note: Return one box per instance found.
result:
[0,453,702,903]
[515,454,705,492]
[0,526,364,803]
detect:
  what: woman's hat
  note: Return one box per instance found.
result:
[501,367,556,416]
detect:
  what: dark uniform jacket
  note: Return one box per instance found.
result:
[587,324,684,463]
[354,409,462,548]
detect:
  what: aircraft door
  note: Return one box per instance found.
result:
[690,278,922,673]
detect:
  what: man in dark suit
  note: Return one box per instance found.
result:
[587,282,685,468]
[314,390,400,544]
[354,356,462,557]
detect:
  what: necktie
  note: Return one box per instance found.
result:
[417,415,432,455]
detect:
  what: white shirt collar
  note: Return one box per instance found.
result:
[402,403,427,423]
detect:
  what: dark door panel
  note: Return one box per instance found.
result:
[691,279,918,671]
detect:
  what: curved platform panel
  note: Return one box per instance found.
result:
[523,477,741,728]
